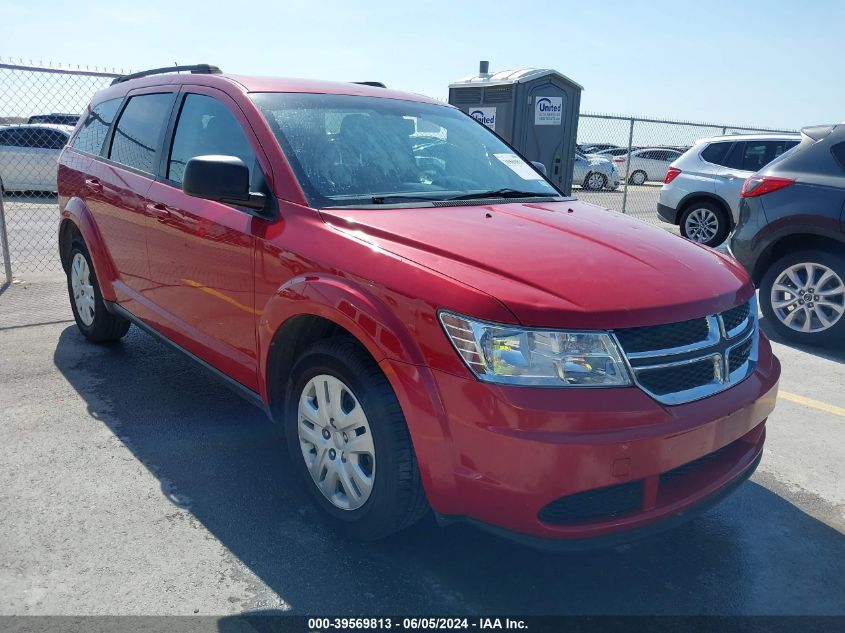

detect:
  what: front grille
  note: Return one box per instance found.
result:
[636,357,718,396]
[728,337,753,373]
[615,318,711,353]
[723,303,750,332]
[539,480,644,525]
[615,300,757,405]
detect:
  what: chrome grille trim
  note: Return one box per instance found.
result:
[614,297,759,406]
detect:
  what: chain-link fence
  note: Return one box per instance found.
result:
[0,62,121,283]
[0,61,798,285]
[574,114,796,233]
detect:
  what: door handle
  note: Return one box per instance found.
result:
[84,178,102,193]
[145,202,171,220]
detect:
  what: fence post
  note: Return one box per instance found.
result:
[0,191,12,285]
[620,117,635,214]
[722,126,727,135]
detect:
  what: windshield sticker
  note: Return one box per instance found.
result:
[493,153,544,180]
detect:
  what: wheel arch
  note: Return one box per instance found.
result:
[677,192,734,229]
[751,231,845,286]
[59,197,119,300]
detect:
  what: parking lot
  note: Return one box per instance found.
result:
[1,217,844,615]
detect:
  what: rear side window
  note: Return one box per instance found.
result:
[701,142,733,166]
[167,94,256,184]
[73,98,121,155]
[109,93,174,174]
[0,127,66,149]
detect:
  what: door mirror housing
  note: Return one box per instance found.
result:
[182,155,266,210]
[531,161,548,176]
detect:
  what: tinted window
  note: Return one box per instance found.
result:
[638,150,658,160]
[701,142,732,166]
[73,98,121,155]
[168,94,256,184]
[0,127,66,149]
[726,140,798,172]
[109,93,174,173]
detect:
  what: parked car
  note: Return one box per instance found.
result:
[573,150,619,190]
[0,124,73,192]
[589,147,629,158]
[730,124,845,344]
[58,64,778,547]
[613,148,683,186]
[580,143,620,154]
[27,113,80,126]
[658,134,800,247]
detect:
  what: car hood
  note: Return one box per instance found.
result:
[319,200,752,329]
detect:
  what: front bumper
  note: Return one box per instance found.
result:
[382,335,779,544]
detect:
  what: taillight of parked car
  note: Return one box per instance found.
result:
[664,167,681,184]
[740,175,795,198]
[613,158,624,163]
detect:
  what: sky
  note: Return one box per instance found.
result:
[1,0,843,131]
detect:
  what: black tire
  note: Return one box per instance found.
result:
[583,171,608,191]
[760,249,845,346]
[679,202,730,247]
[629,170,647,186]
[284,336,428,540]
[66,240,130,343]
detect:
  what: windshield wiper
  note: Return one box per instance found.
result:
[446,188,556,201]
[370,194,447,204]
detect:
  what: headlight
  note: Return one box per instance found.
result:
[439,312,632,387]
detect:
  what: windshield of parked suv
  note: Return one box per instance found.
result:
[251,93,560,208]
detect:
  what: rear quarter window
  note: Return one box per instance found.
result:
[72,98,122,155]
[700,141,733,166]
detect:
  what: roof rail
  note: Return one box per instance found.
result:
[111,64,222,86]
[352,81,386,88]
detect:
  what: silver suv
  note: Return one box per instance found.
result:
[657,133,799,247]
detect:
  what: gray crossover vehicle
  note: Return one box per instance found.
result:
[730,124,845,345]
[658,133,799,246]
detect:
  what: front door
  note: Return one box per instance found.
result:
[144,89,268,391]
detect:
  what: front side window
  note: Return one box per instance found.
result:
[168,94,256,184]
[251,93,558,208]
[109,93,174,173]
[73,98,122,155]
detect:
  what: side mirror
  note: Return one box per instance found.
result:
[183,155,266,210]
[531,161,548,176]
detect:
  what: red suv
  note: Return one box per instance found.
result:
[57,65,779,547]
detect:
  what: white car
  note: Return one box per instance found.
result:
[657,133,799,246]
[612,148,683,185]
[0,124,73,193]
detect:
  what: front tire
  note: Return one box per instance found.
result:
[583,171,607,191]
[679,202,730,247]
[66,240,130,343]
[285,337,428,540]
[760,250,845,345]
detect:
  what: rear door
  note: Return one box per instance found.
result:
[86,88,177,301]
[143,87,271,390]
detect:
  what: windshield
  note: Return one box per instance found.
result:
[251,93,560,208]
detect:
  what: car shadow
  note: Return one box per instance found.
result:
[760,314,845,364]
[52,325,845,615]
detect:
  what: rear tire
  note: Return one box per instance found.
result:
[284,336,428,540]
[760,250,845,345]
[679,202,730,247]
[629,170,647,185]
[66,240,130,343]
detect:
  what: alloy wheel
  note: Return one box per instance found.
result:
[586,172,605,190]
[684,207,720,244]
[297,374,376,510]
[71,252,96,326]
[770,262,845,333]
